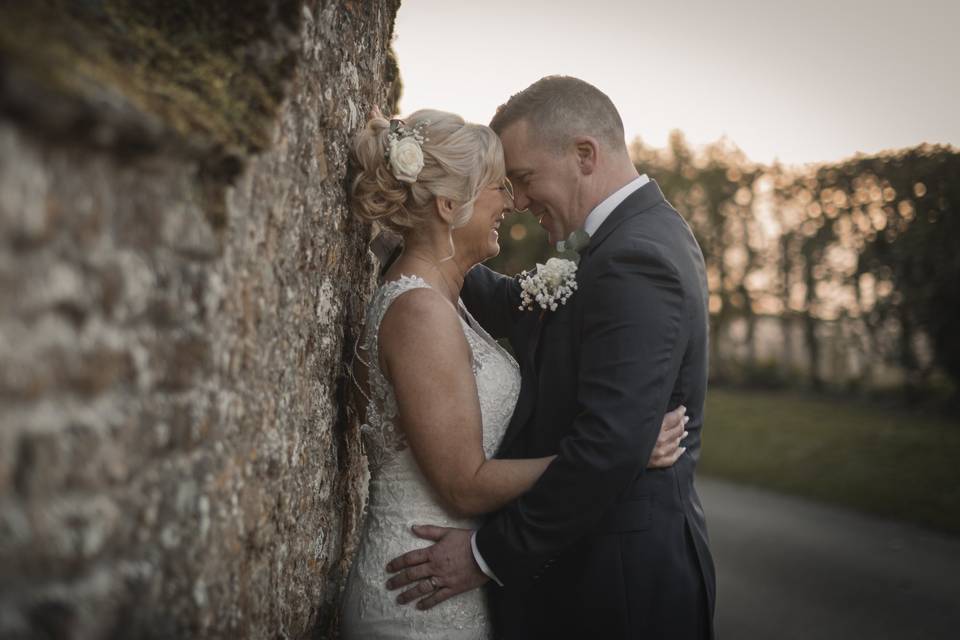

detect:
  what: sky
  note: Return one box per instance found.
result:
[393,0,960,166]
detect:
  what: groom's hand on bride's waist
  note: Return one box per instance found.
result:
[383,406,688,610]
[385,525,488,610]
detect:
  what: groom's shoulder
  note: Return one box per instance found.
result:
[627,196,686,232]
[594,201,685,254]
[582,206,689,282]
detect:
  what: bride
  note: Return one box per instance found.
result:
[340,108,685,639]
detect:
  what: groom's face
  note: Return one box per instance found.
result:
[499,119,584,245]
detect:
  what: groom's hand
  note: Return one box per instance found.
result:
[385,525,488,610]
[647,405,689,468]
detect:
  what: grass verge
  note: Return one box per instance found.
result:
[700,387,960,534]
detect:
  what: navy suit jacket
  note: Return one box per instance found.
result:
[462,180,716,639]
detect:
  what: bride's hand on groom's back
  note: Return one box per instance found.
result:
[647,405,690,469]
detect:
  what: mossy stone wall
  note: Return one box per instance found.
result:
[0,1,400,637]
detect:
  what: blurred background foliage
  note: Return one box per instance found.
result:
[487,136,960,529]
[487,134,960,407]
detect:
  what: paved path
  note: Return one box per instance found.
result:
[698,477,960,639]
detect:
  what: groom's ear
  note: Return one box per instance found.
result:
[573,136,599,175]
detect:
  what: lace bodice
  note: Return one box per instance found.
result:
[357,275,517,470]
[341,275,521,639]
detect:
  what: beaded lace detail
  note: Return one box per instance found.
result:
[341,275,521,639]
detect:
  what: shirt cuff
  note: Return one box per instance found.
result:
[471,530,503,586]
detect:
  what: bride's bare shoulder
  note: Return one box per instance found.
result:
[378,285,467,365]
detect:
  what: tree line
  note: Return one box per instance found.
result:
[489,134,959,399]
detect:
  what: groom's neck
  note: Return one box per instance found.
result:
[582,156,641,218]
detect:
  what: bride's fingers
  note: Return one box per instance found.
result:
[648,407,689,467]
[386,563,432,590]
[659,408,687,442]
[648,443,665,467]
[648,425,690,468]
[668,404,687,424]
[664,430,689,457]
[666,432,689,465]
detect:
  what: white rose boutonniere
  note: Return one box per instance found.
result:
[388,136,425,183]
[518,257,578,312]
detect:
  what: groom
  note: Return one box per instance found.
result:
[387,76,716,639]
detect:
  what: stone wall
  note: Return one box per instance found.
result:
[0,1,400,637]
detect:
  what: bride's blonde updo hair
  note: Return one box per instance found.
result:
[350,109,505,234]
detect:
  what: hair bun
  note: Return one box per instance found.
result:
[349,108,505,236]
[350,115,414,231]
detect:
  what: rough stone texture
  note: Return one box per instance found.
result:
[0,1,400,638]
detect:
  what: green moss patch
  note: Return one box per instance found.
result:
[0,0,301,154]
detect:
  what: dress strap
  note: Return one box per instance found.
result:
[364,275,434,375]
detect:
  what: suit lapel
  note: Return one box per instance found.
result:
[583,179,668,260]
[527,312,547,368]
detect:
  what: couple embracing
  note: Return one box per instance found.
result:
[341,76,716,640]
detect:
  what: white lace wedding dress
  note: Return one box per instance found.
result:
[340,275,521,639]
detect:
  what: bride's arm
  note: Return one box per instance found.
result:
[379,287,553,517]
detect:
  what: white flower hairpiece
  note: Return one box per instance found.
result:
[385,118,429,183]
[518,257,579,312]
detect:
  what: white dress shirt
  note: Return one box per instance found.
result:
[470,173,651,585]
[583,173,650,236]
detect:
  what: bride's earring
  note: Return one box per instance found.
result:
[439,224,456,263]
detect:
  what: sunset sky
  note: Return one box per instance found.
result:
[393,0,959,166]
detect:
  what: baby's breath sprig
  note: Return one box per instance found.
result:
[518,257,579,312]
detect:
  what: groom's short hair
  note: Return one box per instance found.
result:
[489,76,626,154]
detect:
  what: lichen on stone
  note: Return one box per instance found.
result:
[0,0,301,156]
[1,1,403,636]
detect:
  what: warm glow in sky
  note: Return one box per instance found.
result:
[394,0,959,165]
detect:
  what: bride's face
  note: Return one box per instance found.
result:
[453,178,514,264]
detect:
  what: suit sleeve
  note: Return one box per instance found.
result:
[475,241,687,589]
[461,264,523,340]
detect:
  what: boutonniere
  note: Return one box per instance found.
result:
[518,257,579,312]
